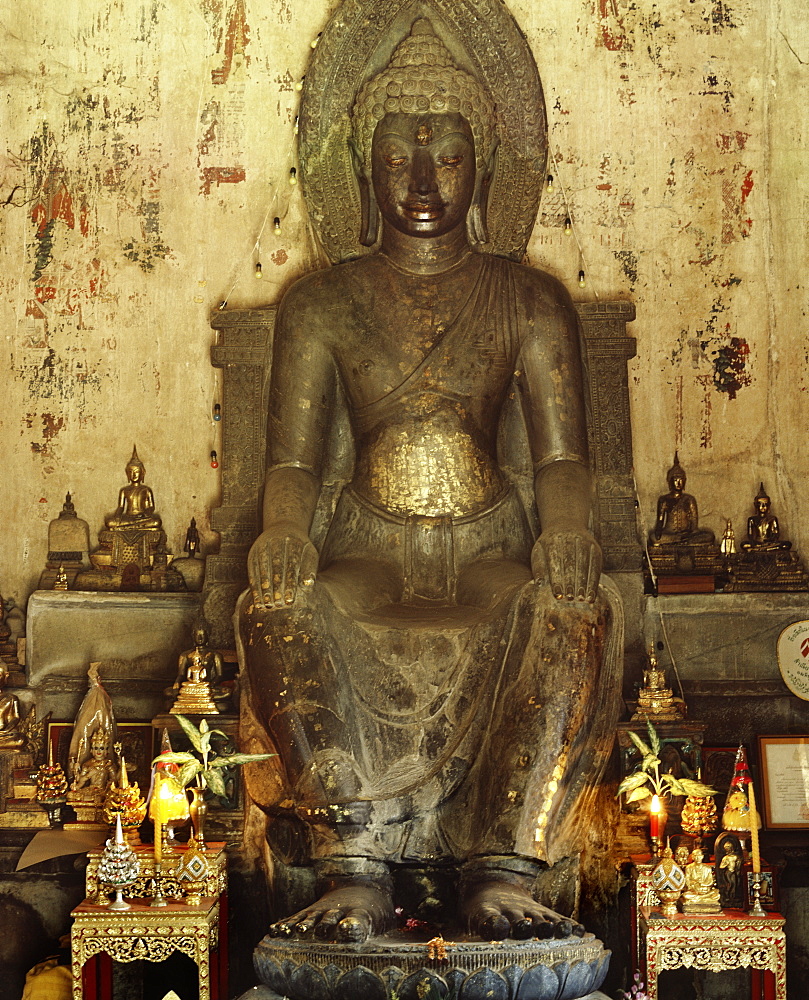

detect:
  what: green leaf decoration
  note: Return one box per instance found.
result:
[177,759,203,789]
[210,752,275,767]
[203,767,228,798]
[646,720,661,754]
[627,730,652,757]
[174,715,204,753]
[626,786,653,804]
[617,771,650,797]
[199,718,209,735]
[151,751,196,768]
[641,753,661,774]
[679,778,718,798]
[661,773,688,796]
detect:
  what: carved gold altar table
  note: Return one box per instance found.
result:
[84,840,228,901]
[70,895,222,1000]
[640,907,786,1000]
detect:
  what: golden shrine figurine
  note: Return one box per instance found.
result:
[67,728,117,823]
[647,454,723,580]
[0,663,26,751]
[680,847,722,914]
[631,647,685,722]
[76,447,185,592]
[726,483,809,591]
[169,624,223,716]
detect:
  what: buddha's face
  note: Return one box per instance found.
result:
[371,112,476,239]
[755,496,770,516]
[669,473,685,493]
[127,463,144,484]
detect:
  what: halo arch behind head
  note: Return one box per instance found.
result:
[298,0,548,263]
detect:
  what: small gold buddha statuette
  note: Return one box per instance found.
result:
[680,847,722,914]
[77,448,186,592]
[169,624,223,716]
[631,647,685,722]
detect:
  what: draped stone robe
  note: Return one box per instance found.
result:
[238,253,623,870]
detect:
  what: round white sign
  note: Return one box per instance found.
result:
[777,619,809,701]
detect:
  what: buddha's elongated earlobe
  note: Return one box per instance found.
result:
[467,138,499,245]
[350,139,380,247]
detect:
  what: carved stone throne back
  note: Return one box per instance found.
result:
[202,300,639,648]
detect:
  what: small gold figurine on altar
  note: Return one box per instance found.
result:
[0,663,26,750]
[726,484,809,591]
[680,847,722,913]
[647,454,723,585]
[103,744,147,844]
[744,484,790,551]
[67,728,117,826]
[631,647,685,722]
[171,517,206,592]
[76,447,186,592]
[66,664,118,826]
[169,624,223,716]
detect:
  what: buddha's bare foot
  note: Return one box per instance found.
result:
[460,878,585,942]
[269,880,394,943]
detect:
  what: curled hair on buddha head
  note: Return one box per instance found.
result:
[666,451,686,488]
[755,482,770,504]
[351,18,497,171]
[350,19,498,247]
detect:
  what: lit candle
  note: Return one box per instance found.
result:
[748,780,761,874]
[649,794,662,839]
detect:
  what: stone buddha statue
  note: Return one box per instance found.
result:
[240,18,622,946]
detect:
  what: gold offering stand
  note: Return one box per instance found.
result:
[640,906,786,1000]
[71,841,228,1000]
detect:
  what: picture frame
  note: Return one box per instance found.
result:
[757,735,809,829]
[48,721,154,793]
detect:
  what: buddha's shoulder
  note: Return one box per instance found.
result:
[279,257,381,309]
[490,255,576,313]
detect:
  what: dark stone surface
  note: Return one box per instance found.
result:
[252,932,610,1000]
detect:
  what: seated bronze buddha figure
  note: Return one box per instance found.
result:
[240,19,621,945]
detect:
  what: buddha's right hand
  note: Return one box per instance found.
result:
[247,527,319,609]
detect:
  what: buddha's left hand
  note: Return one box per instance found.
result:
[530,527,602,603]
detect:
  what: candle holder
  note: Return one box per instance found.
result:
[151,858,168,908]
[748,874,766,917]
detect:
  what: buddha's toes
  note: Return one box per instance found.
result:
[269,884,394,943]
[460,879,585,941]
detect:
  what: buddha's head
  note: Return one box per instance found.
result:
[351,19,498,246]
[126,446,145,485]
[754,483,771,516]
[666,452,687,494]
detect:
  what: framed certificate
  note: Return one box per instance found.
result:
[758,735,809,829]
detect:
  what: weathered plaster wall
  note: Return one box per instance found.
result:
[1,0,807,613]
